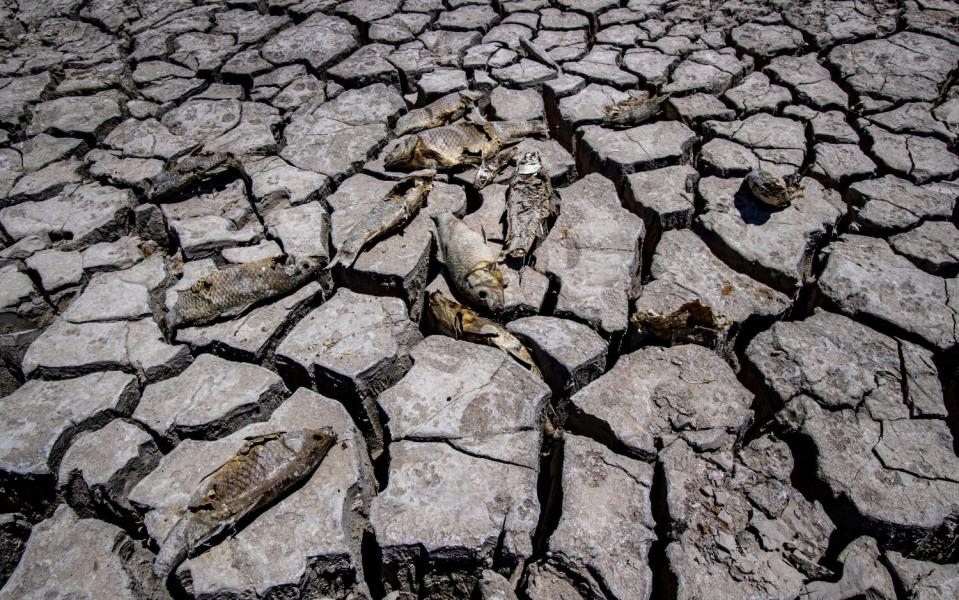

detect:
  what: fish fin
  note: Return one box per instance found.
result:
[239,432,284,453]
[165,142,203,168]
[475,323,501,337]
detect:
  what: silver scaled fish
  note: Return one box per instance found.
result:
[602,93,670,128]
[502,151,554,259]
[394,90,486,137]
[153,428,336,580]
[432,212,505,313]
[383,119,547,171]
[746,169,803,209]
[428,291,543,379]
[166,254,320,330]
[328,174,434,270]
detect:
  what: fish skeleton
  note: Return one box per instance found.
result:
[166,254,321,330]
[328,174,434,270]
[746,169,803,209]
[383,119,547,171]
[394,90,486,137]
[153,428,336,580]
[428,291,543,379]
[602,93,670,128]
[145,146,246,202]
[432,212,505,313]
[502,151,554,259]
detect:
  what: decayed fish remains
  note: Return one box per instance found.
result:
[631,299,731,347]
[502,151,554,260]
[746,169,803,209]
[383,119,547,170]
[153,428,336,579]
[393,90,486,137]
[166,254,320,330]
[603,93,670,128]
[433,212,505,313]
[329,174,433,269]
[145,148,245,202]
[428,291,542,379]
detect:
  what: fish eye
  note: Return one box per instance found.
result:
[478,291,488,299]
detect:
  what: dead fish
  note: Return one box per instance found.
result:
[432,212,505,313]
[328,174,433,270]
[502,151,554,259]
[521,37,562,73]
[428,291,543,379]
[631,299,731,347]
[153,428,336,580]
[383,119,547,171]
[394,90,486,137]
[746,169,803,209]
[145,146,246,202]
[602,93,670,128]
[474,146,518,190]
[166,254,320,330]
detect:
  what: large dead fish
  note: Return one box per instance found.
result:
[429,291,543,379]
[502,151,554,259]
[153,428,336,579]
[145,146,245,202]
[328,174,433,270]
[432,212,505,313]
[394,90,486,137]
[383,119,547,171]
[602,93,670,128]
[166,254,321,330]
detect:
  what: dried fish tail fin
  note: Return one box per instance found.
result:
[328,238,363,270]
[153,518,193,580]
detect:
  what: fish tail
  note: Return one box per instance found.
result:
[153,519,192,580]
[329,240,361,270]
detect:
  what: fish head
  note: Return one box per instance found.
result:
[383,137,419,169]
[746,169,792,207]
[282,428,337,458]
[282,254,322,279]
[464,263,506,313]
[516,151,543,175]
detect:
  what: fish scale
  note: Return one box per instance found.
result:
[433,212,505,313]
[384,119,547,170]
[503,151,554,259]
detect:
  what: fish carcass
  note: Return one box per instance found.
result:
[428,291,543,379]
[602,93,670,128]
[502,151,555,260]
[745,169,803,209]
[153,428,337,579]
[145,147,246,202]
[393,90,486,137]
[166,254,321,330]
[328,174,434,270]
[432,212,505,313]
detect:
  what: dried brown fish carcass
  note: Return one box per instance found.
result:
[153,428,336,579]
[328,174,434,270]
[428,291,543,379]
[602,93,670,128]
[433,212,505,313]
[474,146,517,190]
[383,119,547,171]
[501,151,555,260]
[631,299,731,347]
[145,146,246,202]
[746,169,803,209]
[166,254,321,330]
[393,90,486,137]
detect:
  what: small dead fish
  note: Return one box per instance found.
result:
[602,93,670,128]
[746,169,803,209]
[428,291,542,379]
[328,174,433,270]
[166,254,320,330]
[433,212,505,313]
[474,146,518,190]
[153,428,336,579]
[384,119,547,171]
[502,151,554,259]
[394,90,486,137]
[521,37,562,73]
[631,299,731,347]
[145,147,246,202]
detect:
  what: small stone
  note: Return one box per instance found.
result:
[7,160,83,201]
[623,47,678,86]
[502,265,550,319]
[664,48,753,95]
[534,174,644,336]
[765,53,849,110]
[22,318,191,382]
[79,237,148,273]
[264,202,331,262]
[811,142,876,184]
[884,550,959,600]
[506,316,607,394]
[220,240,283,264]
[699,138,761,176]
[85,150,164,189]
[624,165,699,237]
[62,255,168,323]
[26,94,120,137]
[0,513,30,587]
[810,110,858,143]
[260,13,359,72]
[730,22,804,57]
[849,175,955,235]
[133,353,287,443]
[864,125,959,184]
[490,86,544,121]
[722,72,792,114]
[437,5,498,31]
[416,68,468,100]
[565,47,639,88]
[578,120,697,184]
[24,249,83,292]
[162,180,263,259]
[491,59,558,89]
[706,113,806,173]
[667,93,737,123]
